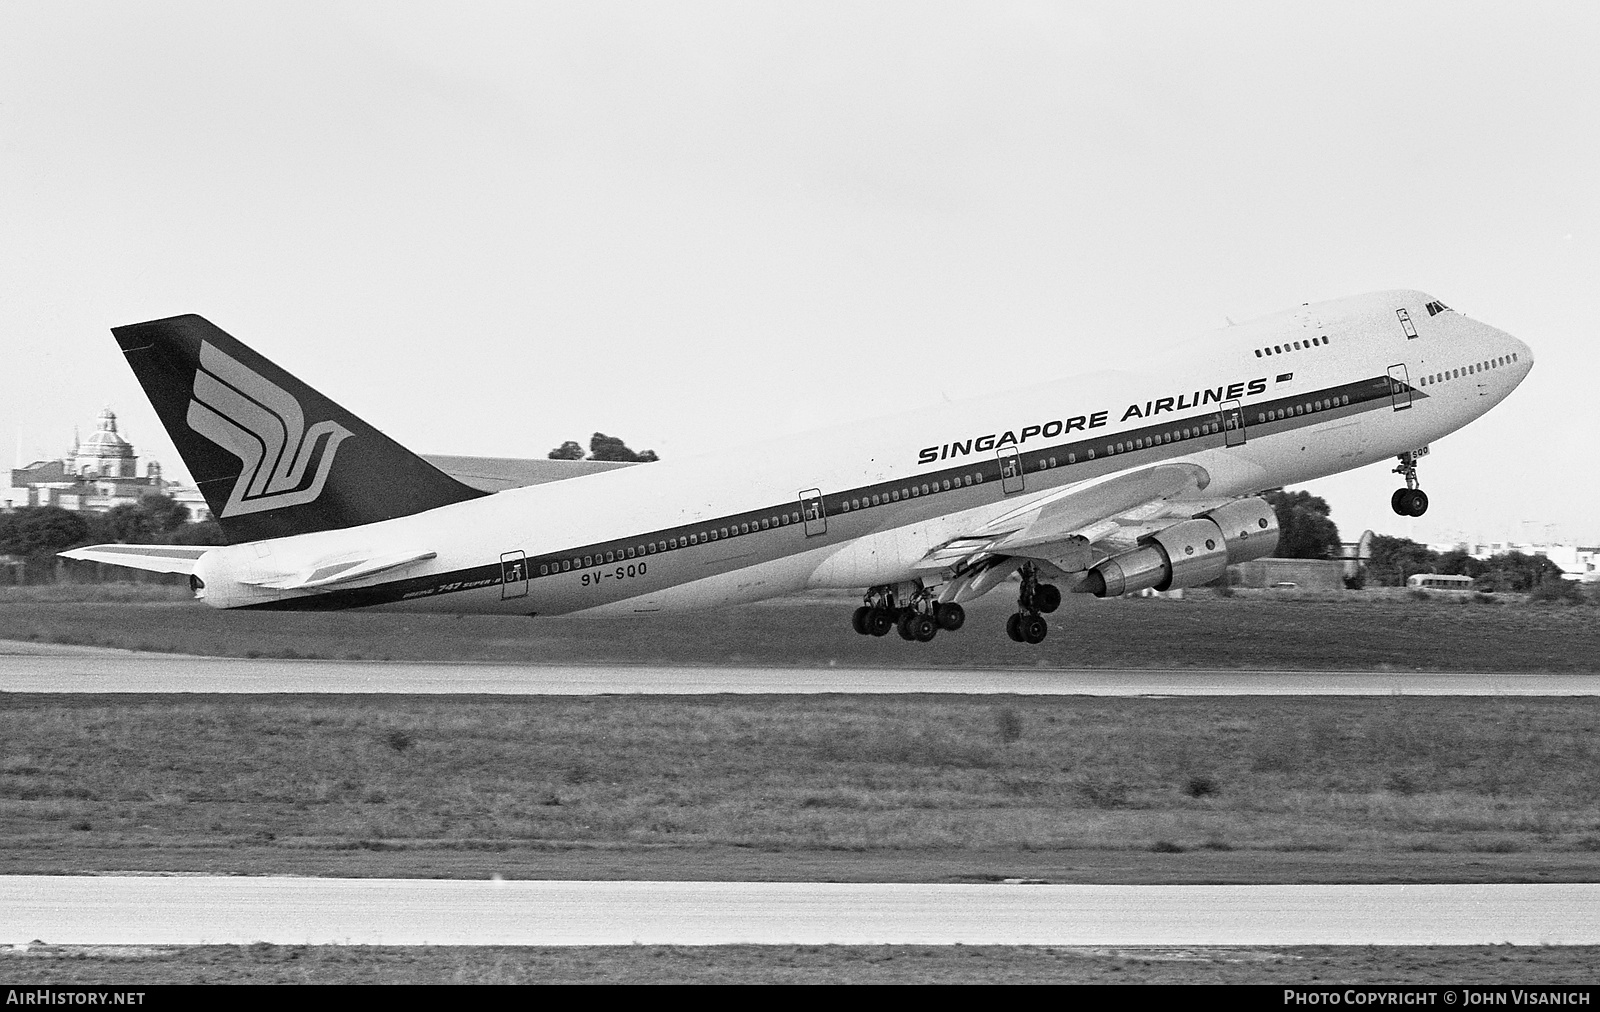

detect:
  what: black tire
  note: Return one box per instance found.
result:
[1006,612,1025,642]
[1035,583,1061,614]
[897,611,917,640]
[851,606,872,635]
[1391,488,1410,515]
[935,602,965,631]
[868,609,893,636]
[913,614,938,642]
[1022,614,1049,644]
[1406,489,1430,517]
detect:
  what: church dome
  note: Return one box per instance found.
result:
[79,408,134,458]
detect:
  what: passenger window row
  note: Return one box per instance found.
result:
[1257,394,1351,424]
[1418,353,1519,387]
[538,510,805,576]
[1255,335,1330,358]
[1104,420,1220,456]
[532,379,1373,581]
[839,471,984,512]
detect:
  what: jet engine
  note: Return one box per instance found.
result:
[1082,497,1279,597]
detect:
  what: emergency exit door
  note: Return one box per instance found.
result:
[500,551,528,599]
[997,446,1025,494]
[799,489,827,537]
[1221,399,1246,447]
[1388,364,1413,411]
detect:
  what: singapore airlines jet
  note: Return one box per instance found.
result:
[64,290,1531,644]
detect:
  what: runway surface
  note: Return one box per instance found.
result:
[5,878,1598,946]
[0,644,1593,694]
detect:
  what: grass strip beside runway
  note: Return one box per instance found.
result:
[3,942,1598,985]
[3,695,1599,878]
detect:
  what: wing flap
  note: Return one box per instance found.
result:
[243,550,438,590]
[918,463,1214,572]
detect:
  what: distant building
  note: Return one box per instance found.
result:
[1229,558,1347,590]
[5,409,211,521]
[1427,539,1599,583]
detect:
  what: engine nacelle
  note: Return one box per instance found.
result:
[1082,497,1279,597]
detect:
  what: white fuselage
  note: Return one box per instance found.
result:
[191,290,1532,615]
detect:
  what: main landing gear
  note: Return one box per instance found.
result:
[851,585,964,644]
[1391,451,1430,517]
[1005,564,1060,645]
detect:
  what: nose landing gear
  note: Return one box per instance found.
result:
[1391,450,1430,517]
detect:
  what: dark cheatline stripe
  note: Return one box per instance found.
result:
[83,545,211,559]
[241,373,1407,612]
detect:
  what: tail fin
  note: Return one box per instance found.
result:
[113,314,486,543]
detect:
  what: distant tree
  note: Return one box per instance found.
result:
[587,432,658,463]
[2,506,90,560]
[1433,549,1485,579]
[138,495,191,537]
[1474,551,1567,593]
[169,520,228,546]
[85,496,192,545]
[1365,534,1438,586]
[1263,489,1341,559]
[547,440,585,460]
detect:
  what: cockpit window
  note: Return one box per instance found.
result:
[1425,300,1451,316]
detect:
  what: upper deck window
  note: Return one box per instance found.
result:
[1425,300,1451,317]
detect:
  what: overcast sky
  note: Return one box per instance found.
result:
[2,1,1595,545]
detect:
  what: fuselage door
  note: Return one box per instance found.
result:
[799,488,827,537]
[1387,364,1413,411]
[997,446,1025,494]
[1221,399,1246,447]
[500,551,528,599]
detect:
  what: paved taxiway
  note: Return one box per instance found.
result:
[5,878,1598,946]
[0,645,1592,694]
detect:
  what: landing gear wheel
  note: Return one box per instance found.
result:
[1390,488,1409,515]
[935,602,966,631]
[896,610,917,641]
[1035,584,1061,614]
[1021,614,1049,644]
[868,609,893,637]
[911,614,938,642]
[1403,488,1429,517]
[1006,613,1025,643]
[851,606,872,635]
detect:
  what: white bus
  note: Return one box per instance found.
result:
[1407,573,1475,591]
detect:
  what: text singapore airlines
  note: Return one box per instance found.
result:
[66,290,1532,645]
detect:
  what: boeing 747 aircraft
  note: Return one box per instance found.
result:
[64,290,1532,643]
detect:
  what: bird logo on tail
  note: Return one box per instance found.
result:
[185,341,352,517]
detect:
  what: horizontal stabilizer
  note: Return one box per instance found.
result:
[58,544,211,575]
[242,550,437,591]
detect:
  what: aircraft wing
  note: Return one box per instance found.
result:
[58,544,212,575]
[420,455,638,493]
[916,463,1230,573]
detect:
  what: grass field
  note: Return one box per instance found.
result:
[5,942,1597,985]
[4,694,1599,881]
[0,587,1597,670]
